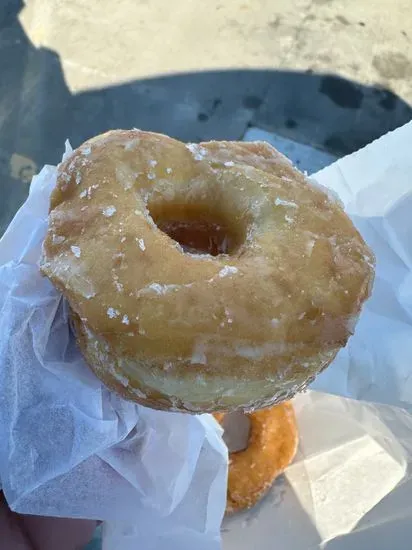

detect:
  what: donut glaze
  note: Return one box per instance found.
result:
[41,130,374,413]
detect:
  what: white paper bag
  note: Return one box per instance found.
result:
[223,121,412,550]
[0,143,228,550]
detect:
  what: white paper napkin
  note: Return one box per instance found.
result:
[0,143,228,550]
[223,121,412,550]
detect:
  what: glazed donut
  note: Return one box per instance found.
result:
[40,129,374,413]
[214,402,298,513]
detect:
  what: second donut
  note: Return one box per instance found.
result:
[214,402,298,514]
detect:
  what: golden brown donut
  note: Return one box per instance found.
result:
[214,402,298,513]
[40,129,374,413]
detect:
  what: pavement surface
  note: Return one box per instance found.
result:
[1,0,412,234]
[0,0,411,233]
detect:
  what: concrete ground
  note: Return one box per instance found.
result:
[0,0,411,233]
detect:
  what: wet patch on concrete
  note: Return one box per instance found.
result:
[320,76,363,109]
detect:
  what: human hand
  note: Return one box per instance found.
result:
[0,492,97,550]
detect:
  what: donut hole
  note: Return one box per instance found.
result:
[221,411,251,453]
[148,203,245,256]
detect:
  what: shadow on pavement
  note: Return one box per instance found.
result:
[1,0,411,234]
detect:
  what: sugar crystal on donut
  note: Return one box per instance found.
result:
[41,129,375,413]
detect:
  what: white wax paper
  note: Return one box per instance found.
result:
[223,121,412,549]
[0,143,228,550]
